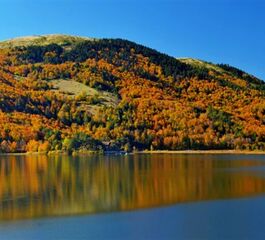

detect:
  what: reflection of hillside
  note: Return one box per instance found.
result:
[1,154,265,220]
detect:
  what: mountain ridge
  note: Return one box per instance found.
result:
[1,35,263,83]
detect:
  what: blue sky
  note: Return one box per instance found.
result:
[1,0,265,80]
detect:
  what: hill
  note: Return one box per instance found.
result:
[0,34,265,153]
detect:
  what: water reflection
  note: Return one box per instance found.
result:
[1,153,265,220]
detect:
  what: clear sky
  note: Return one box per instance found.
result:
[1,0,265,80]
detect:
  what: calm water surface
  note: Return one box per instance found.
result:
[1,153,265,239]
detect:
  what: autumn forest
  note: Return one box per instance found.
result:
[0,35,265,154]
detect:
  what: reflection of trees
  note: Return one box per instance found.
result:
[1,154,265,220]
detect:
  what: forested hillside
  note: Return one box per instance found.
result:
[0,35,264,153]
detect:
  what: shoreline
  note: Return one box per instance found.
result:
[137,150,265,155]
[1,149,265,156]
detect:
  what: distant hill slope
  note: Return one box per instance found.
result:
[0,34,264,153]
[0,34,95,49]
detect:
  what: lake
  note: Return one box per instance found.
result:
[1,153,265,239]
